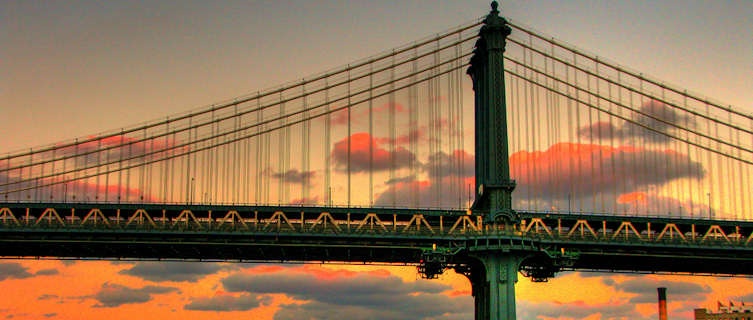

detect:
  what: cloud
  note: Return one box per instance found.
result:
[37,294,59,301]
[735,292,753,303]
[268,169,316,185]
[184,293,271,311]
[119,261,233,282]
[374,143,708,214]
[578,100,696,143]
[90,283,178,308]
[33,268,59,276]
[385,176,416,184]
[331,133,415,173]
[0,172,156,202]
[510,142,705,200]
[607,278,711,303]
[0,134,172,202]
[0,262,33,280]
[423,150,474,178]
[273,298,473,320]
[374,177,471,209]
[615,192,713,218]
[518,299,648,320]
[216,267,471,319]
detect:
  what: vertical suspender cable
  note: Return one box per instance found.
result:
[302,82,309,204]
[411,47,419,208]
[390,53,396,206]
[347,67,352,207]
[434,45,440,205]
[369,63,374,206]
[324,78,331,206]
[279,92,285,205]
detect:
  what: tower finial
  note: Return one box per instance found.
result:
[491,1,499,11]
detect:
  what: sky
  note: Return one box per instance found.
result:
[1,1,753,319]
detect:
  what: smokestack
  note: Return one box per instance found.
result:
[658,287,668,320]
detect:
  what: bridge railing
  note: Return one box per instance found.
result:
[1,204,751,248]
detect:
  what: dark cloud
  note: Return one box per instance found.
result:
[42,314,57,318]
[735,292,753,302]
[269,169,316,185]
[34,268,59,276]
[375,142,707,214]
[374,176,472,209]
[273,298,473,320]
[222,272,448,303]
[510,142,705,200]
[606,278,711,303]
[518,300,649,320]
[119,261,233,282]
[578,100,696,143]
[423,150,474,178]
[90,283,178,308]
[184,293,271,311]
[0,262,33,280]
[578,121,622,140]
[37,294,59,301]
[385,176,416,185]
[219,268,471,319]
[331,133,415,173]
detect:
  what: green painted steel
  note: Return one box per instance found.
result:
[468,1,516,225]
[465,3,522,319]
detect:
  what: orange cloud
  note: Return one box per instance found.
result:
[510,142,704,199]
[617,192,648,204]
[331,132,415,173]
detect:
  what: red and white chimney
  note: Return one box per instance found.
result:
[658,287,668,320]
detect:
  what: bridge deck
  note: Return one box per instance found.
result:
[1,203,753,275]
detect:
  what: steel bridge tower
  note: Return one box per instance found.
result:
[469,1,516,225]
[465,2,523,319]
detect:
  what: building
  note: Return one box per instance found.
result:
[695,302,753,320]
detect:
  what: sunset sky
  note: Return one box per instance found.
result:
[2,1,753,319]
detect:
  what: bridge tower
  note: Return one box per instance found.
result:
[464,2,523,320]
[468,1,517,225]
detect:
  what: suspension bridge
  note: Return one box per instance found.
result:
[2,2,753,319]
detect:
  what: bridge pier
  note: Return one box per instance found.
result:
[460,253,524,320]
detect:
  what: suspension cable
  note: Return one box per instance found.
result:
[0,20,483,162]
[1,60,470,195]
[504,56,753,155]
[2,36,480,175]
[507,21,753,122]
[505,68,753,166]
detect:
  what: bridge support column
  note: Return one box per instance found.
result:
[463,253,524,320]
[468,1,517,224]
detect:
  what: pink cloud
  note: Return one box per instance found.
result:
[331,133,415,173]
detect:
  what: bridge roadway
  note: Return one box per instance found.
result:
[1,202,752,277]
